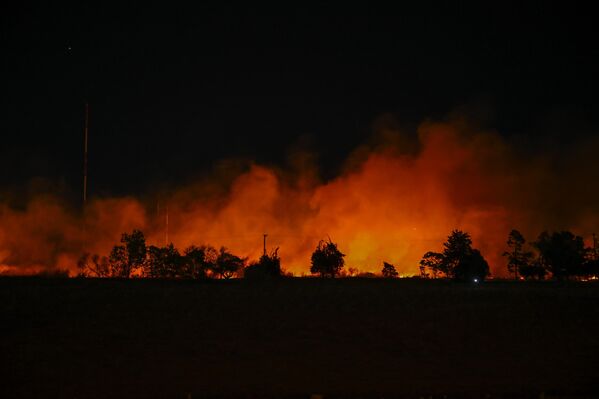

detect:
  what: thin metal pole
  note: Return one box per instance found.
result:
[166,204,169,245]
[83,103,89,206]
[263,234,267,256]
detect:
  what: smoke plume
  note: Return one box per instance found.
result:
[1,113,598,276]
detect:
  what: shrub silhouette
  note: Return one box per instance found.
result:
[213,247,246,279]
[182,245,218,279]
[77,253,110,277]
[244,248,282,279]
[144,244,183,278]
[310,239,345,278]
[420,230,489,282]
[381,262,399,278]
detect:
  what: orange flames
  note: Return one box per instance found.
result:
[1,115,598,276]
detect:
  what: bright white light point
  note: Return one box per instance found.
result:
[473,278,479,283]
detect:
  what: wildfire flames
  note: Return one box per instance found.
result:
[1,115,598,276]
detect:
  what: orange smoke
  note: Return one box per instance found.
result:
[1,115,598,276]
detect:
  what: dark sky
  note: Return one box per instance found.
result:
[2,4,598,201]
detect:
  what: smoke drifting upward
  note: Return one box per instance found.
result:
[1,114,598,276]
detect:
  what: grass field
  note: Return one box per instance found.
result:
[2,277,599,398]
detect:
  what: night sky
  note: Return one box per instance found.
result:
[3,4,598,202]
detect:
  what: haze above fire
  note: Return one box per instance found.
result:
[2,113,597,276]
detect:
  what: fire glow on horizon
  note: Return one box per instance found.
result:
[1,116,598,276]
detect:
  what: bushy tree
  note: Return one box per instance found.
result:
[213,247,246,279]
[310,239,345,278]
[108,244,129,277]
[533,231,586,280]
[453,248,489,282]
[442,230,473,277]
[244,248,282,279]
[182,245,217,279]
[503,229,534,280]
[419,230,489,282]
[381,262,399,278]
[108,229,147,278]
[419,251,445,278]
[519,258,547,280]
[144,244,183,278]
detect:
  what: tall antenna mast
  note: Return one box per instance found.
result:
[165,204,169,245]
[83,102,89,206]
[263,233,268,256]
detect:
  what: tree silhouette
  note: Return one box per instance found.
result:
[442,230,473,277]
[533,231,586,280]
[419,251,444,278]
[182,245,217,279]
[519,258,547,280]
[213,247,246,279]
[381,262,399,278]
[502,229,534,280]
[582,236,599,278]
[108,229,147,278]
[453,248,489,282]
[310,239,345,278]
[244,248,282,279]
[420,230,489,282]
[144,244,183,278]
[108,245,128,277]
[77,253,110,277]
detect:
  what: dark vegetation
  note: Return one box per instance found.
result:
[77,228,599,282]
[419,229,599,282]
[381,261,398,278]
[419,230,489,282]
[243,248,282,280]
[310,239,345,278]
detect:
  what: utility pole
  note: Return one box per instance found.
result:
[263,234,268,256]
[83,102,89,207]
[593,233,598,260]
[165,204,169,245]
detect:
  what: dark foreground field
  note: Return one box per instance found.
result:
[1,278,599,398]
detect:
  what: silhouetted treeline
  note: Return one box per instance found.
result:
[419,229,599,281]
[501,229,599,281]
[78,230,251,279]
[78,232,351,280]
[77,227,599,281]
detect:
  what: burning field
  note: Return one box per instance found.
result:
[1,115,598,277]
